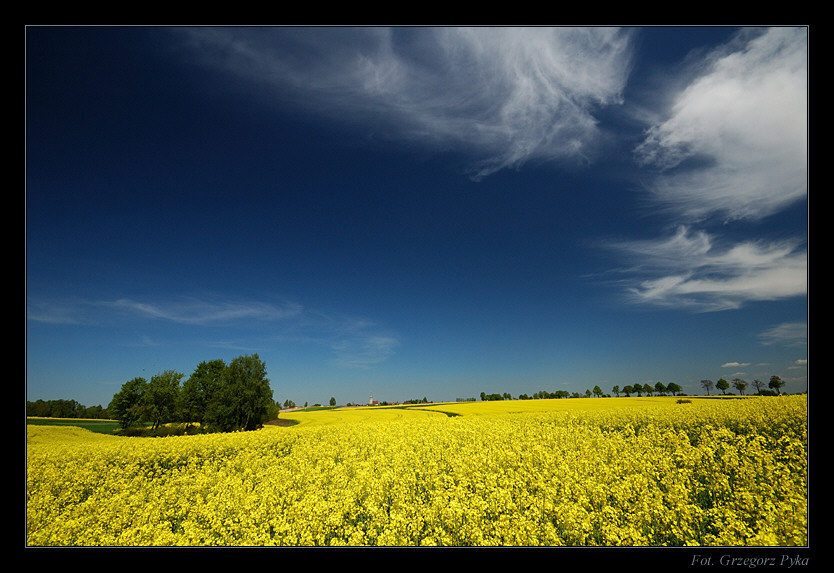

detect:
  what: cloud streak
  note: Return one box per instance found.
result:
[608,225,806,311]
[102,297,303,325]
[174,27,636,179]
[758,321,807,347]
[27,294,399,368]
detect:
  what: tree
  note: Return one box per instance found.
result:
[109,377,147,429]
[593,385,603,397]
[666,382,682,396]
[700,379,714,395]
[731,378,747,396]
[143,370,183,430]
[329,397,336,407]
[206,354,273,432]
[622,385,633,397]
[752,379,764,394]
[769,376,785,395]
[181,359,226,427]
[643,384,654,397]
[654,381,667,396]
[716,378,730,395]
[612,385,620,397]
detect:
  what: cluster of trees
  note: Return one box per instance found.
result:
[108,354,277,433]
[26,398,109,419]
[611,382,683,397]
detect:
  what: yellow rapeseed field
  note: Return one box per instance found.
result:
[26,396,807,547]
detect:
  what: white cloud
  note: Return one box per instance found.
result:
[174,27,636,179]
[758,321,807,347]
[330,335,400,369]
[28,293,400,367]
[634,27,807,223]
[610,225,806,311]
[103,296,303,325]
[722,361,750,368]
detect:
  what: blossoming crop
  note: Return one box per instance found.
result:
[27,396,807,546]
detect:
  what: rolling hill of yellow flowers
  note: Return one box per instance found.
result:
[27,395,807,546]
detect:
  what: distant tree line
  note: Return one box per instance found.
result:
[26,399,110,419]
[107,353,277,434]
[482,375,791,401]
[698,376,786,396]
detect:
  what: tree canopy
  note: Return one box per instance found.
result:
[106,354,276,434]
[206,354,273,432]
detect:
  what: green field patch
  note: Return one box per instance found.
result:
[26,417,121,435]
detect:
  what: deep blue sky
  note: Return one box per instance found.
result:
[26,27,807,407]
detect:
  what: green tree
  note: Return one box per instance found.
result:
[731,378,747,395]
[83,404,107,419]
[206,354,273,432]
[593,385,603,397]
[654,381,667,396]
[666,382,682,395]
[700,379,714,395]
[622,385,633,397]
[643,384,654,396]
[716,378,730,394]
[109,377,147,429]
[143,370,183,430]
[181,359,226,427]
[329,396,337,406]
[769,375,785,395]
[612,385,620,397]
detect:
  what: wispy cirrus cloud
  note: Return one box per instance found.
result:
[102,296,303,325]
[27,294,399,368]
[330,335,400,369]
[27,294,303,326]
[607,225,806,311]
[758,321,807,347]
[173,26,636,179]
